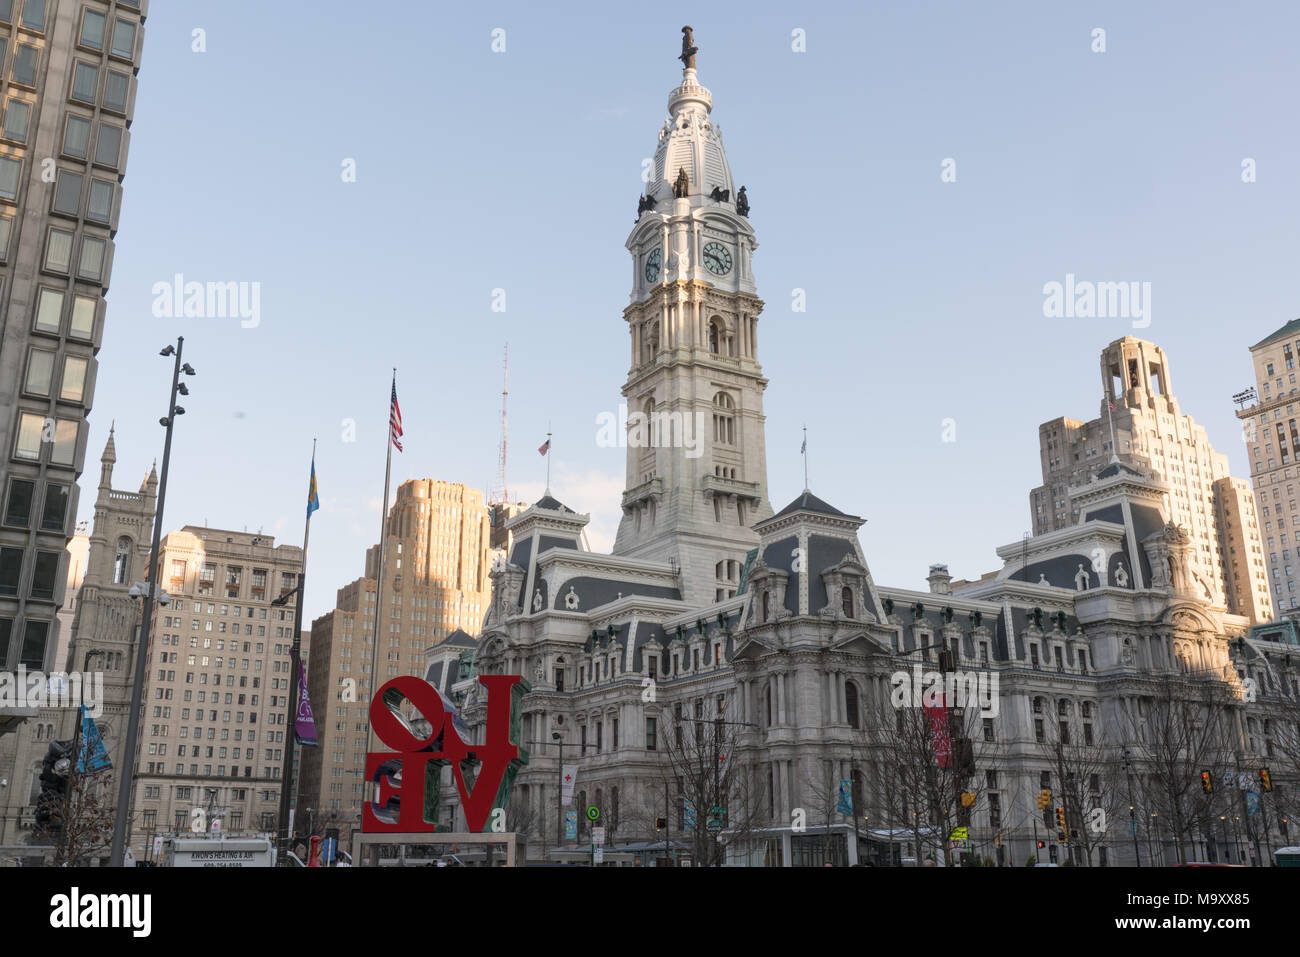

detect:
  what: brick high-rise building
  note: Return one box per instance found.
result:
[296,479,492,841]
[0,0,148,735]
[1031,337,1272,623]
[1235,318,1300,615]
[123,525,303,859]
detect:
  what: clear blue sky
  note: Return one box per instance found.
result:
[93,1,1300,623]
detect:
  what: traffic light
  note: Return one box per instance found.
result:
[1200,770,1213,794]
[655,817,667,831]
[1260,768,1272,792]
[1036,789,1051,810]
[1036,840,1045,850]
[33,739,73,845]
[1055,807,1067,842]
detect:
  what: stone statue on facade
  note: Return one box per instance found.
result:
[1074,563,1090,591]
[736,185,749,217]
[673,166,690,199]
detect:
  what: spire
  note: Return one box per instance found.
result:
[98,422,117,489]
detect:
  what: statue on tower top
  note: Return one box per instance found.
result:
[679,26,697,70]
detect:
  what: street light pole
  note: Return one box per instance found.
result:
[110,337,193,867]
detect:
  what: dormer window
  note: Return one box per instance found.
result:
[762,591,770,621]
[841,586,854,618]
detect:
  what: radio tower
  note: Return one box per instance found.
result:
[490,344,509,505]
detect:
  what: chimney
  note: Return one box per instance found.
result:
[927,564,952,595]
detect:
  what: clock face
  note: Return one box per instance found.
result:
[702,242,732,276]
[645,247,661,283]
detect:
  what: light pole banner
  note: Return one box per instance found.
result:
[837,779,853,816]
[564,809,578,840]
[561,765,578,806]
[294,653,318,747]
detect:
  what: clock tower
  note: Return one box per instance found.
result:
[612,30,772,606]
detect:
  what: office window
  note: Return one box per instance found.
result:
[4,478,34,526]
[40,483,67,533]
[50,417,76,465]
[72,62,97,103]
[2,99,29,143]
[87,179,113,223]
[34,287,62,333]
[19,0,45,31]
[53,170,82,216]
[45,227,73,272]
[24,347,54,395]
[77,236,105,281]
[94,125,122,167]
[60,355,88,403]
[30,550,58,599]
[0,2,10,22]
[69,294,95,339]
[14,412,45,460]
[0,215,9,259]
[10,44,35,85]
[20,619,48,668]
[110,18,135,59]
[0,547,19,594]
[63,115,90,158]
[0,156,20,200]
[79,8,105,49]
[103,70,128,112]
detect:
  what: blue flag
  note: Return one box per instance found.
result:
[307,456,320,519]
[78,705,111,774]
[837,779,853,816]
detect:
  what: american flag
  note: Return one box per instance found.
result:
[389,377,403,452]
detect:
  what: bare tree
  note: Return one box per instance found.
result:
[1123,674,1237,865]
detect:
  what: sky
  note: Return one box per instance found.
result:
[92,1,1300,624]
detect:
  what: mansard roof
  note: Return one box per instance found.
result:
[1252,317,1300,350]
[771,489,848,519]
[533,493,576,514]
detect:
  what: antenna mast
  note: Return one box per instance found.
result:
[490,344,509,505]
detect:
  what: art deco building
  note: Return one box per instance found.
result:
[1030,337,1273,624]
[0,0,148,736]
[295,479,492,836]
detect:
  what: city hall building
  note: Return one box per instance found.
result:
[431,36,1296,867]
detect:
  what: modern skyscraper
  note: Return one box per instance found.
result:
[0,0,148,734]
[1237,318,1300,614]
[1030,336,1272,623]
[295,479,492,837]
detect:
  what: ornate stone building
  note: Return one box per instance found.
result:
[436,35,1292,867]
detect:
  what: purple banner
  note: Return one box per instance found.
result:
[294,652,318,748]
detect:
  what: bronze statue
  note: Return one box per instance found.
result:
[679,26,697,70]
[636,193,657,218]
[708,186,730,203]
[736,185,749,217]
[673,167,690,199]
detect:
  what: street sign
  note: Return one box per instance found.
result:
[152,836,164,856]
[586,805,600,821]
[323,836,337,863]
[593,847,604,864]
[592,826,606,846]
[949,839,969,851]
[949,827,968,841]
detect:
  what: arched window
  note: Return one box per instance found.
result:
[640,397,657,450]
[712,392,735,446]
[845,682,860,729]
[645,321,660,363]
[841,586,854,618]
[709,318,721,354]
[113,537,132,585]
[765,682,773,727]
[762,591,770,622]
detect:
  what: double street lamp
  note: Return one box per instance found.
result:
[108,338,195,867]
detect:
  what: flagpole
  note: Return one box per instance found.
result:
[366,372,396,761]
[277,438,316,861]
[545,427,552,493]
[802,424,809,491]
